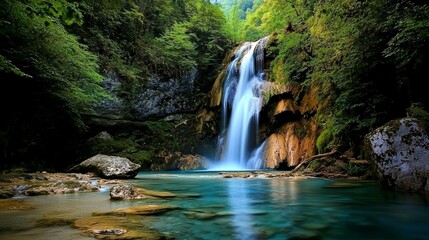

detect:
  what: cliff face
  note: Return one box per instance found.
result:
[205,43,319,169]
[260,83,318,168]
[93,70,199,120]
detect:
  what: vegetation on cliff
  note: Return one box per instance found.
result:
[219,0,429,156]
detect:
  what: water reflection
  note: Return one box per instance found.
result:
[227,179,255,240]
[269,178,299,205]
[2,173,429,240]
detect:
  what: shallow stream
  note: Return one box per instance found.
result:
[1,171,428,239]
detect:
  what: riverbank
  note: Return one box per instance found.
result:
[0,172,108,200]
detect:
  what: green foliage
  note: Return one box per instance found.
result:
[407,102,429,132]
[383,4,429,69]
[155,22,197,77]
[145,121,175,134]
[231,0,428,155]
[407,103,429,121]
[294,124,307,139]
[24,0,83,26]
[84,137,153,167]
[345,164,368,177]
[120,150,154,168]
[0,0,106,115]
[71,0,231,91]
[85,138,139,156]
[316,128,333,153]
[216,0,263,41]
[0,0,232,170]
[0,54,31,78]
[307,159,321,170]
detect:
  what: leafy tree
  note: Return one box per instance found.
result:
[155,22,197,77]
[0,0,107,169]
[0,0,106,117]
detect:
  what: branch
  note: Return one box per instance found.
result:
[291,150,339,173]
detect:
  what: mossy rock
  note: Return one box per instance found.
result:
[74,216,168,240]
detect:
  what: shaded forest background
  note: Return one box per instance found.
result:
[1,0,428,170]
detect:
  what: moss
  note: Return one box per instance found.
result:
[316,128,333,153]
[144,121,174,134]
[294,125,307,139]
[83,136,156,168]
[345,164,368,177]
[307,160,320,170]
[85,138,139,156]
[120,150,153,169]
[407,102,429,133]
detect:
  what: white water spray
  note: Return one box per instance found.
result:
[211,37,268,170]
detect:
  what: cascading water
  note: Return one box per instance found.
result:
[211,37,268,170]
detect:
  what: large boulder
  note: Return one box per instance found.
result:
[71,154,140,179]
[365,118,429,192]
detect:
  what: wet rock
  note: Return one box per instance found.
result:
[218,171,294,178]
[24,189,50,196]
[365,118,429,192]
[70,154,141,179]
[0,186,16,199]
[264,120,317,169]
[139,188,176,198]
[0,199,34,211]
[132,71,198,119]
[109,184,146,200]
[37,215,76,227]
[23,180,98,196]
[89,228,127,235]
[0,173,99,198]
[184,211,218,220]
[109,184,180,200]
[94,131,113,140]
[74,216,165,240]
[92,204,179,216]
[176,193,201,198]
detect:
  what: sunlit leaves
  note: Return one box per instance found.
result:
[0,0,106,115]
[156,22,197,76]
[24,0,83,26]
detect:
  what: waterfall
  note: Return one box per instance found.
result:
[212,37,268,170]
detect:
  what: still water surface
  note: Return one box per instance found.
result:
[1,171,428,240]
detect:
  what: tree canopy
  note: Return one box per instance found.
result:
[0,0,232,169]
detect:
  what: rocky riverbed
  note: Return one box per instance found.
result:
[0,172,103,199]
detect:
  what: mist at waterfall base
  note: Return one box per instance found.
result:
[209,38,269,171]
